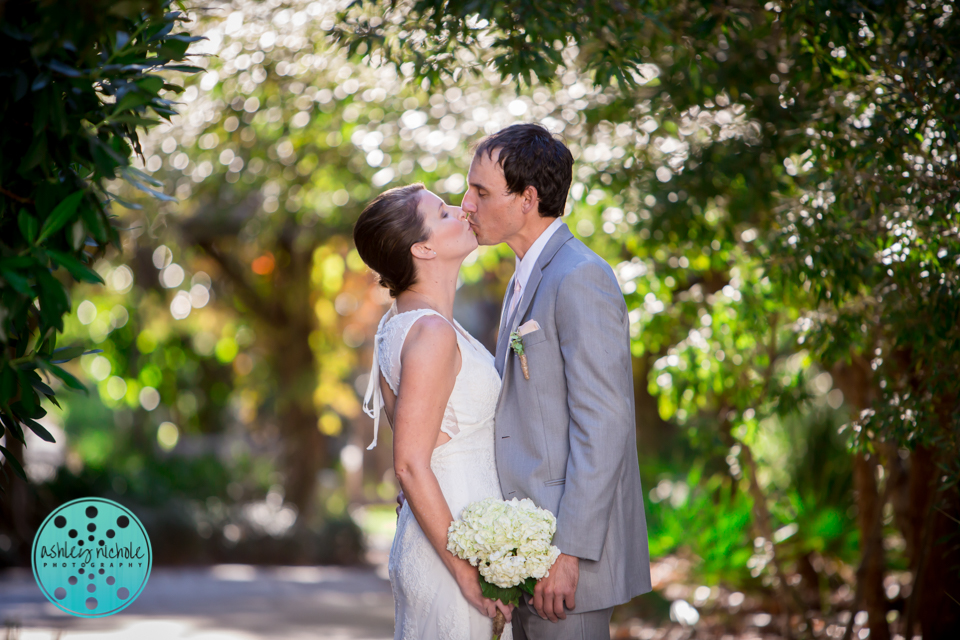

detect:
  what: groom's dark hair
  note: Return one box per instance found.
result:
[353,183,428,298]
[474,123,573,218]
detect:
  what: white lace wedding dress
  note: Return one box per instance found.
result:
[363,303,513,640]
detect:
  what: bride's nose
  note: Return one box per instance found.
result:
[453,207,467,221]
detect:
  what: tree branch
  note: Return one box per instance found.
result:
[0,186,33,204]
[197,239,288,326]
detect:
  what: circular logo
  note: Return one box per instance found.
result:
[32,497,152,617]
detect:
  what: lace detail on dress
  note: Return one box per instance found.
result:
[368,308,503,449]
[380,307,511,640]
[365,306,446,449]
[438,603,469,640]
[391,504,433,640]
[377,308,444,395]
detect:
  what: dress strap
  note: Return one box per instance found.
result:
[363,304,456,450]
[363,301,398,450]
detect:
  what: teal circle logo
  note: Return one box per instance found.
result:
[32,497,151,617]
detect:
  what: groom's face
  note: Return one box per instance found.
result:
[462,148,523,246]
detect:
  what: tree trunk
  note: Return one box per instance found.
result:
[632,353,675,455]
[194,234,328,530]
[832,357,891,640]
[906,446,937,565]
[853,452,891,640]
[271,324,325,526]
[740,442,801,638]
[0,435,34,565]
[903,446,960,639]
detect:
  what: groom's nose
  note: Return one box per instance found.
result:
[461,189,477,214]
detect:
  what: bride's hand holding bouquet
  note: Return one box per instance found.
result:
[447,497,562,639]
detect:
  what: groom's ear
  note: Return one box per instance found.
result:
[520,185,539,216]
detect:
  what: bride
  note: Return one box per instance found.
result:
[354,183,514,640]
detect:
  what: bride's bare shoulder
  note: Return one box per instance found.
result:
[401,315,457,362]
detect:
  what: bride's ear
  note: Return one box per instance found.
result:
[411,243,437,260]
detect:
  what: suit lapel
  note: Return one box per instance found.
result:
[495,224,574,384]
[495,273,517,375]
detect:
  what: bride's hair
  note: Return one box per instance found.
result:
[353,183,428,298]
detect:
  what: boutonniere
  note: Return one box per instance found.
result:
[509,331,530,380]
[509,320,540,381]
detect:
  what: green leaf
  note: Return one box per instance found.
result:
[19,130,47,172]
[47,249,105,284]
[0,411,25,444]
[112,91,150,114]
[50,345,99,364]
[0,269,32,296]
[509,332,524,355]
[22,417,56,443]
[18,210,38,244]
[78,203,108,243]
[479,577,523,606]
[0,444,27,482]
[163,65,204,73]
[104,191,143,210]
[122,166,162,188]
[31,73,50,91]
[40,362,87,393]
[111,114,161,127]
[48,59,83,78]
[29,376,56,398]
[520,577,537,596]
[34,271,70,332]
[136,75,165,94]
[37,191,84,244]
[166,33,206,44]
[127,179,176,202]
[158,38,190,60]
[49,88,68,137]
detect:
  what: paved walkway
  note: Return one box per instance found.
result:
[0,565,394,639]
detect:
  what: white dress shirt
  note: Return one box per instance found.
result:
[503,217,566,324]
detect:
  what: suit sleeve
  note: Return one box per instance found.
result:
[552,261,634,561]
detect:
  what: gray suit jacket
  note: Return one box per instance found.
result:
[494,223,652,612]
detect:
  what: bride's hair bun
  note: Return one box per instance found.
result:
[353,183,428,298]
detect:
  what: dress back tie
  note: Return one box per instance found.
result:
[362,301,398,450]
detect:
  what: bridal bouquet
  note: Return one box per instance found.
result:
[447,497,562,639]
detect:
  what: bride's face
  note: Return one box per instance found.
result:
[415,190,477,261]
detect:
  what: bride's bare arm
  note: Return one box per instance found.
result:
[392,316,506,620]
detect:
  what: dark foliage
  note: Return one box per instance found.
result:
[0,0,201,484]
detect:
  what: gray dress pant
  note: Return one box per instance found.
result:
[512,600,614,640]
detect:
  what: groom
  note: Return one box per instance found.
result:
[461,123,652,640]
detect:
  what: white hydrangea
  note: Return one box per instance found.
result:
[447,497,562,589]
